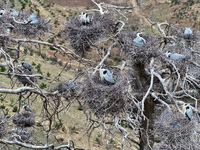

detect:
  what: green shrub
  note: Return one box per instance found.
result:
[47,72,51,77]
[0,67,6,72]
[12,106,18,112]
[40,83,47,89]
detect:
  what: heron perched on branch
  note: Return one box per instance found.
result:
[21,61,32,71]
[133,32,146,45]
[80,12,90,25]
[165,51,186,60]
[99,67,115,84]
[23,105,32,112]
[182,103,193,121]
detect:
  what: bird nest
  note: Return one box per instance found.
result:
[119,30,160,65]
[153,109,200,149]
[171,25,199,44]
[0,10,51,38]
[65,13,115,54]
[53,81,79,101]
[81,70,128,117]
[18,129,33,142]
[11,65,37,86]
[0,111,7,138]
[13,112,35,128]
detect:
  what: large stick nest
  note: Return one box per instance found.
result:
[170,25,199,46]
[119,30,160,65]
[65,13,116,54]
[0,111,7,138]
[53,81,80,101]
[81,70,128,117]
[13,112,35,128]
[10,65,37,86]
[0,10,51,38]
[153,109,200,149]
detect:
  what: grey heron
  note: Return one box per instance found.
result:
[165,51,186,60]
[0,8,6,16]
[184,27,192,35]
[99,67,115,84]
[80,12,90,25]
[28,13,40,24]
[133,32,146,45]
[21,61,32,71]
[23,104,32,112]
[67,79,74,87]
[9,8,19,16]
[182,103,193,121]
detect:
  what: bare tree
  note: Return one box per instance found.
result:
[0,0,200,150]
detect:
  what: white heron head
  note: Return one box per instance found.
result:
[165,51,171,57]
[136,32,143,37]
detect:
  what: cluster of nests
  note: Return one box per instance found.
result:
[153,109,199,149]
[64,13,116,54]
[80,69,130,117]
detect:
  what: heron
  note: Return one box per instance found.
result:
[80,12,90,25]
[182,103,193,121]
[28,13,40,24]
[21,61,32,71]
[133,32,146,45]
[184,27,192,35]
[165,51,186,60]
[67,79,74,87]
[0,8,6,16]
[23,104,32,112]
[99,67,115,84]
[9,8,19,16]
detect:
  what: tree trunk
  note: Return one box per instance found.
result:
[139,100,155,150]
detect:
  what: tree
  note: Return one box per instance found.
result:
[0,0,200,150]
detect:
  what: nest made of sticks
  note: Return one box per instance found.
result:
[119,30,160,65]
[65,13,115,54]
[13,112,35,128]
[154,109,200,149]
[171,25,199,45]
[53,81,79,101]
[18,129,33,142]
[81,70,128,117]
[0,9,51,38]
[11,65,37,86]
[0,111,7,138]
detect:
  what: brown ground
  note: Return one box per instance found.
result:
[46,0,94,7]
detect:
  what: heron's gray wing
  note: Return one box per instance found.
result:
[27,106,32,112]
[24,62,32,71]
[186,107,192,120]
[169,53,186,60]
[104,69,115,83]
[68,80,74,87]
[184,28,192,34]
[133,37,145,45]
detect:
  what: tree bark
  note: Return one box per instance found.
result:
[139,99,155,150]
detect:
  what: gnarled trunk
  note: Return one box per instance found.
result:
[139,100,155,150]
